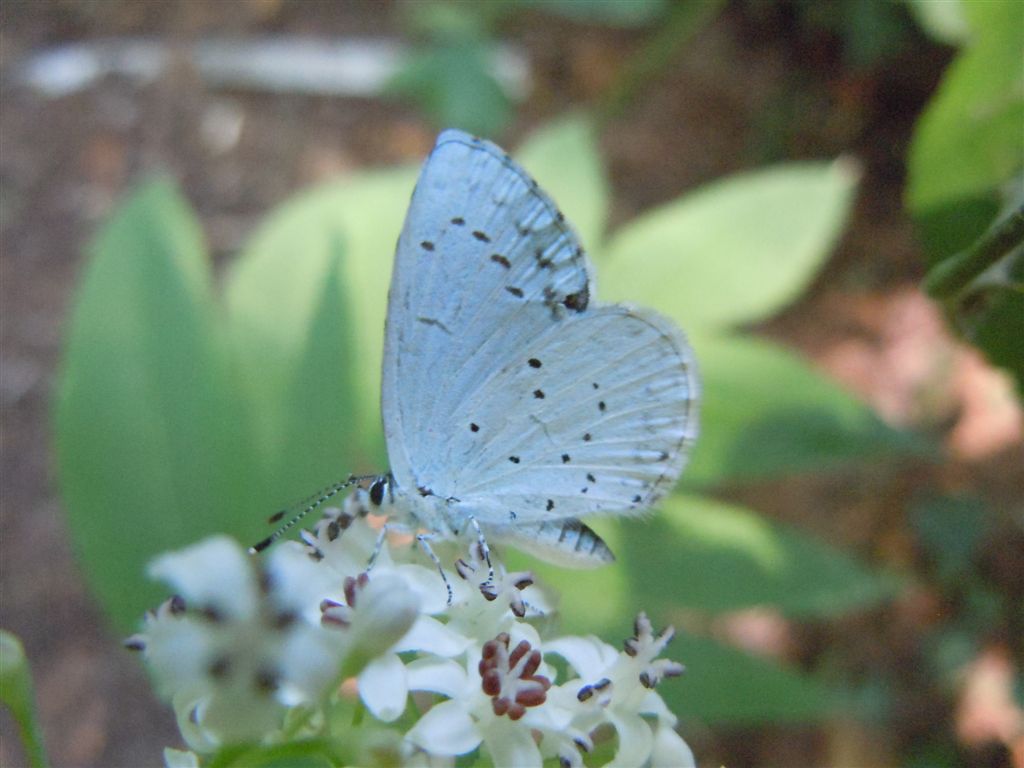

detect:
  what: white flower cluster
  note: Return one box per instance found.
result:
[129,496,695,768]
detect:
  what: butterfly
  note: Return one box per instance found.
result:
[254,130,699,578]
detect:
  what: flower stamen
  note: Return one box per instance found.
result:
[479,633,551,720]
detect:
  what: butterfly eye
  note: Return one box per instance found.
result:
[369,478,386,507]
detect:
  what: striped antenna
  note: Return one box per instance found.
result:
[249,475,374,554]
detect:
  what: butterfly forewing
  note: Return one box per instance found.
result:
[383,131,592,494]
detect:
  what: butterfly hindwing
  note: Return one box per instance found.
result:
[448,305,698,524]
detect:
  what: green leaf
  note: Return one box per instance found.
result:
[907,0,1024,262]
[965,285,1024,392]
[206,739,341,768]
[225,168,418,485]
[0,631,49,768]
[623,495,894,618]
[910,494,990,582]
[683,334,924,486]
[662,633,835,724]
[600,160,859,332]
[531,0,670,27]
[516,114,610,252]
[387,40,513,137]
[904,0,970,44]
[54,179,258,629]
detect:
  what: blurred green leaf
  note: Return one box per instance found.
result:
[55,180,259,629]
[516,114,610,252]
[663,633,835,724]
[206,739,341,768]
[600,160,859,332]
[225,168,417,484]
[926,206,1024,391]
[531,0,670,27]
[683,334,922,486]
[907,0,1024,264]
[904,0,969,44]
[0,631,49,768]
[623,495,894,618]
[388,40,513,137]
[910,494,990,583]
[964,284,1024,392]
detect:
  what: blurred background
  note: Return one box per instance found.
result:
[1,1,1021,766]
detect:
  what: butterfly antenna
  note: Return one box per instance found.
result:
[249,475,372,554]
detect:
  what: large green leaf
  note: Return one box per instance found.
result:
[600,161,859,332]
[907,0,1024,263]
[54,180,258,628]
[624,495,894,618]
[224,168,418,484]
[532,0,670,27]
[664,633,837,724]
[516,114,610,252]
[387,40,513,138]
[684,334,923,486]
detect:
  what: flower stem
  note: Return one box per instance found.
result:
[924,203,1024,299]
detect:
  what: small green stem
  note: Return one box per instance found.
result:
[0,631,50,768]
[596,0,725,123]
[924,203,1024,299]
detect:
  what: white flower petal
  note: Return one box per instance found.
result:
[317,517,382,575]
[406,699,482,756]
[359,653,408,722]
[639,689,677,724]
[348,573,421,658]
[651,721,696,768]
[148,536,256,619]
[396,615,472,656]
[142,618,213,698]
[278,624,343,703]
[545,635,617,679]
[483,718,542,768]
[171,690,220,753]
[266,541,341,618]
[608,711,654,768]
[395,563,466,613]
[405,656,469,698]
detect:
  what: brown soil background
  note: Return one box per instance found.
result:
[2,2,1021,766]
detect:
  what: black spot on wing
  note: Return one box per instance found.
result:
[533,389,545,399]
[470,423,479,432]
[420,240,435,251]
[561,453,571,463]
[506,286,524,298]
[583,433,591,441]
[472,231,491,243]
[528,358,542,368]
[451,217,465,226]
[509,456,521,464]
[546,499,555,511]
[490,254,511,269]
[563,286,589,312]
[586,473,596,483]
[598,400,606,412]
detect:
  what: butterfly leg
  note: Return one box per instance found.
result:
[365,523,390,572]
[466,516,497,597]
[416,533,455,605]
